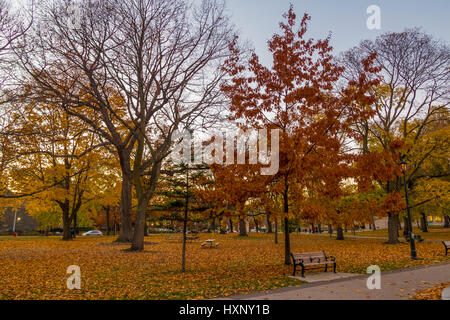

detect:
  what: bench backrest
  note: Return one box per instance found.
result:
[292,251,327,263]
[443,241,450,247]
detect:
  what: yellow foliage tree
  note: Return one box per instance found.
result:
[7,101,116,239]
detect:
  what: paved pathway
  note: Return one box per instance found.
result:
[226,262,450,300]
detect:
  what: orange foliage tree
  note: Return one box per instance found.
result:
[195,159,269,236]
[221,6,380,264]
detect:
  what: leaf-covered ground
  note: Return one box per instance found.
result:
[0,233,449,300]
[411,282,450,300]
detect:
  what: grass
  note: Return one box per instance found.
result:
[0,233,448,300]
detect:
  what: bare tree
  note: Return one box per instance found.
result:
[342,29,450,243]
[13,0,236,249]
[0,0,34,196]
[0,0,33,65]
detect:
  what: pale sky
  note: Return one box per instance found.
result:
[13,0,450,64]
[225,0,450,64]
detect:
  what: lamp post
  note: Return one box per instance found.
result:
[12,208,17,233]
[398,161,418,260]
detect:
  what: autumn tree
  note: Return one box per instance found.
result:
[342,29,449,243]
[0,0,32,88]
[221,6,379,264]
[207,160,269,236]
[86,153,122,235]
[404,110,450,231]
[0,0,33,200]
[13,0,237,250]
[7,101,110,240]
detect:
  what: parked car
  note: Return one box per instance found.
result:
[82,230,103,236]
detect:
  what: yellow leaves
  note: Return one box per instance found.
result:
[2,100,122,226]
[411,282,450,300]
[0,233,448,300]
[414,179,450,208]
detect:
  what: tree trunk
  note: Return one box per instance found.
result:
[283,185,291,265]
[210,218,216,233]
[181,168,189,273]
[144,214,149,236]
[403,217,409,236]
[274,219,278,244]
[105,206,111,236]
[219,218,227,234]
[117,171,133,242]
[336,225,344,240]
[62,206,72,241]
[284,217,291,264]
[444,215,450,228]
[254,218,259,233]
[130,195,150,251]
[72,210,77,239]
[371,215,376,230]
[229,218,233,233]
[421,212,428,232]
[328,224,333,237]
[239,218,247,236]
[181,212,187,272]
[387,213,400,244]
[266,213,272,233]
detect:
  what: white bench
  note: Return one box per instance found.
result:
[201,239,219,248]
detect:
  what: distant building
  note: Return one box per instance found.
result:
[428,215,444,225]
[0,205,39,235]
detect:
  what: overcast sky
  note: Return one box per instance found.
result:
[225,0,450,64]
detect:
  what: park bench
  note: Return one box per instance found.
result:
[405,234,424,242]
[291,251,336,277]
[443,241,450,256]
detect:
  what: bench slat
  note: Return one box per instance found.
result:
[300,261,335,266]
[292,251,329,266]
[292,252,324,258]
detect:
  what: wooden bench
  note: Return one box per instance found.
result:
[443,241,450,256]
[291,251,336,277]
